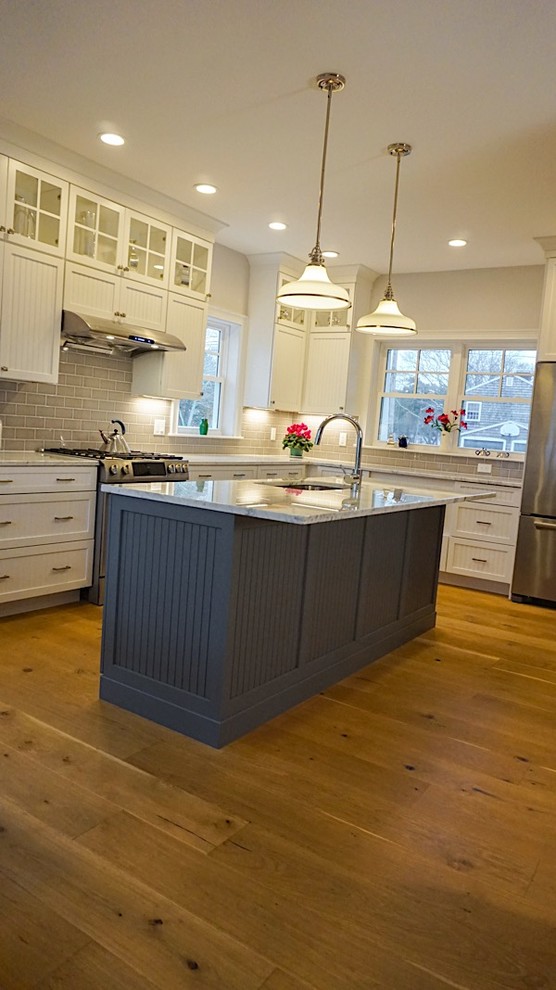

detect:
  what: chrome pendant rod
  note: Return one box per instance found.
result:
[384,142,411,299]
[310,73,345,265]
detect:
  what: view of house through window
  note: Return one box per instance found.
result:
[377,345,536,451]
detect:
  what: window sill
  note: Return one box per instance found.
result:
[168,432,245,440]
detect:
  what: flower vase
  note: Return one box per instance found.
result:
[290,448,303,458]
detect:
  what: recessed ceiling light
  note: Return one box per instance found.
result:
[448,238,467,247]
[269,221,287,231]
[194,183,217,195]
[99,132,125,146]
[322,250,339,259]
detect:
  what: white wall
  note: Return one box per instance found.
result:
[371,265,544,334]
[210,243,250,316]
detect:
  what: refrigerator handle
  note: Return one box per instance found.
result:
[533,520,556,531]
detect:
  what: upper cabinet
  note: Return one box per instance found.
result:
[170,228,212,301]
[0,144,215,387]
[66,186,173,289]
[244,255,308,410]
[0,156,68,258]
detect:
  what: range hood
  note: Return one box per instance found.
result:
[61,311,186,355]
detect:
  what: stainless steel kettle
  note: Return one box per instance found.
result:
[99,419,131,455]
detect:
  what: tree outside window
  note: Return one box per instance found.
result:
[176,324,224,432]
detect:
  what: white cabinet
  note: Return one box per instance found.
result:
[0,464,96,610]
[1,156,68,257]
[302,330,351,414]
[64,260,168,332]
[258,464,307,481]
[131,296,206,398]
[442,484,520,589]
[245,254,307,410]
[170,228,212,301]
[270,323,306,411]
[0,241,63,383]
[67,186,173,289]
[188,465,257,480]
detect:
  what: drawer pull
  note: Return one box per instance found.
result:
[476,520,492,526]
[56,477,76,482]
[233,473,246,478]
[54,515,74,521]
[267,472,278,477]
[52,565,72,572]
[0,520,12,526]
[0,574,10,580]
[471,557,488,563]
[198,474,212,479]
[0,479,13,484]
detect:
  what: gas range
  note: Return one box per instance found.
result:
[43,447,189,483]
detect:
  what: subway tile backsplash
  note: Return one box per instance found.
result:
[0,349,523,483]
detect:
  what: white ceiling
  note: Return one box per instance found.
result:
[1,0,556,274]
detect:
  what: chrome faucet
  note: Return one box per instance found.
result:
[314,413,363,482]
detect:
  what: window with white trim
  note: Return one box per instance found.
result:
[375,343,536,452]
[172,314,243,436]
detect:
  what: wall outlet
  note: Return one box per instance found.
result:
[477,462,492,473]
[270,427,276,441]
[153,418,166,436]
[339,432,347,447]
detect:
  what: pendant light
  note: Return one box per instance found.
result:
[276,73,351,312]
[356,142,416,335]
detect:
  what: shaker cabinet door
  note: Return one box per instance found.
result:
[0,243,63,383]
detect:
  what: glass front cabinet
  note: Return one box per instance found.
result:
[1,158,68,257]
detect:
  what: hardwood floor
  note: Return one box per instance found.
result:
[0,585,555,989]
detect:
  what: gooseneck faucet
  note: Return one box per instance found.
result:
[314,413,363,482]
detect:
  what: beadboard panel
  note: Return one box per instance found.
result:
[356,513,408,637]
[299,519,365,663]
[228,520,307,697]
[109,507,220,698]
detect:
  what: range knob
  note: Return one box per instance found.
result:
[109,464,119,476]
[167,463,175,473]
[122,464,131,475]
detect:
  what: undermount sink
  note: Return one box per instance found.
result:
[257,480,349,491]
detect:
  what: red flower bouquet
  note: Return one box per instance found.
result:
[424,408,468,434]
[282,422,314,453]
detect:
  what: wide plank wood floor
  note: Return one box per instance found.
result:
[0,585,555,989]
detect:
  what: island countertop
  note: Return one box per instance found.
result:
[102,475,490,525]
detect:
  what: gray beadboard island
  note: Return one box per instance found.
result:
[99,476,485,747]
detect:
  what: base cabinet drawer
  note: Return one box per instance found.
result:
[0,492,96,549]
[445,537,515,582]
[0,540,93,603]
[0,466,97,494]
[188,467,257,480]
[451,502,519,543]
[258,465,306,481]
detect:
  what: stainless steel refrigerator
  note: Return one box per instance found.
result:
[511,361,556,606]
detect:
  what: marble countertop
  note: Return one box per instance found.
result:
[0,451,99,467]
[102,475,491,525]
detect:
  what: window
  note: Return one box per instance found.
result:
[176,322,225,431]
[377,347,453,446]
[459,348,536,452]
[173,313,244,437]
[376,343,536,452]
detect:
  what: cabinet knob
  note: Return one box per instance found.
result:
[1,366,8,372]
[6,228,14,235]
[116,265,124,271]
[123,266,129,272]
[0,225,5,232]
[120,312,126,318]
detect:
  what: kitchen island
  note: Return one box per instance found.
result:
[100,477,481,746]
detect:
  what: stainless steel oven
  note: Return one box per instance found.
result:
[43,448,188,604]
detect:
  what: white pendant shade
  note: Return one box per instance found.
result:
[277,263,351,311]
[356,296,417,335]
